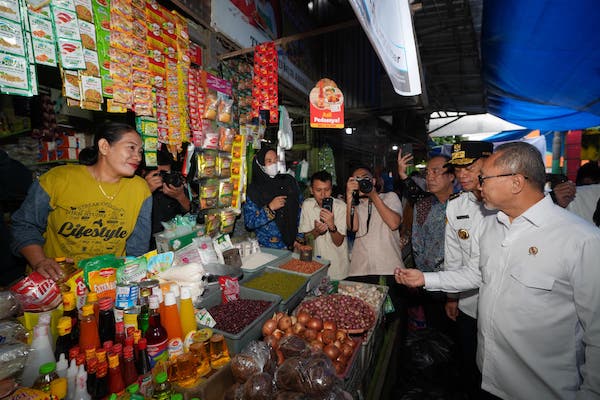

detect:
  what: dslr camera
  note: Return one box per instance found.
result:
[355,177,373,194]
[159,170,185,187]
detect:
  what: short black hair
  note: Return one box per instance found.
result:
[351,165,373,177]
[576,162,600,185]
[310,170,332,186]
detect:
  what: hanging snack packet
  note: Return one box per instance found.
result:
[217,96,233,124]
[220,209,237,234]
[196,150,217,179]
[200,179,219,210]
[216,153,231,178]
[218,126,235,152]
[218,180,234,207]
[218,276,239,303]
[203,92,218,120]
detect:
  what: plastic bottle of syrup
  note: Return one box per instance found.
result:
[79,304,101,352]
[163,292,183,341]
[55,316,75,361]
[179,286,196,339]
[98,297,116,345]
[145,295,168,368]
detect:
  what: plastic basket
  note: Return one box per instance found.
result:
[195,286,281,354]
[271,252,331,292]
[241,267,309,313]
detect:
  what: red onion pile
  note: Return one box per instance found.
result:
[296,294,375,332]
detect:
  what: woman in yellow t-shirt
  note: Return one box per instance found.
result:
[11,122,152,281]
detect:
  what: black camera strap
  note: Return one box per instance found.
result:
[349,199,372,234]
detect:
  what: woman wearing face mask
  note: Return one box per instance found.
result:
[243,146,303,249]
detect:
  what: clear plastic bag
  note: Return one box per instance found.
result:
[0,291,19,320]
[0,341,29,380]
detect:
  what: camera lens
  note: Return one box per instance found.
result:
[359,179,373,193]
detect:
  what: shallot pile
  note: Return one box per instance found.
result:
[297,294,375,332]
[261,311,359,376]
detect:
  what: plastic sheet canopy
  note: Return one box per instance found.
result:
[481,0,600,130]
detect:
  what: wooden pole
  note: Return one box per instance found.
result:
[218,20,359,60]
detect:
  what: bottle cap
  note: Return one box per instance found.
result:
[155,371,168,384]
[69,346,80,360]
[96,361,108,377]
[84,347,96,360]
[112,343,122,354]
[87,292,98,302]
[125,336,134,347]
[123,345,134,358]
[115,321,125,333]
[126,383,139,394]
[149,294,160,310]
[152,286,163,302]
[99,297,113,311]
[57,316,72,335]
[39,361,56,375]
[180,286,191,300]
[108,353,120,368]
[102,340,113,352]
[76,353,85,366]
[109,394,118,400]
[82,304,94,316]
[164,292,176,307]
[62,292,75,310]
[96,349,107,363]
[86,357,98,372]
[137,337,147,350]
[54,256,66,262]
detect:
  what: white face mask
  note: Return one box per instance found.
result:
[262,163,278,178]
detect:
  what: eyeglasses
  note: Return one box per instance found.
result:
[478,173,529,186]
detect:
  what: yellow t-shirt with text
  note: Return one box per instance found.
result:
[39,164,151,262]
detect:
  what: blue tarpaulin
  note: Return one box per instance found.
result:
[482,0,600,130]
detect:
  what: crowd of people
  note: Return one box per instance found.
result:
[4,121,600,398]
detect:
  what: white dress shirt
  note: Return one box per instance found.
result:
[425,196,600,399]
[444,191,495,318]
[299,197,349,280]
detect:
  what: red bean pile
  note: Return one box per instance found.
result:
[209,299,273,334]
[297,294,375,331]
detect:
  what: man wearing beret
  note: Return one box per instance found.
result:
[443,140,495,398]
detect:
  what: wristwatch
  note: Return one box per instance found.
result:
[329,225,337,233]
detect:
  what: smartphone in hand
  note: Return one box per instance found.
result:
[400,143,414,166]
[321,197,333,212]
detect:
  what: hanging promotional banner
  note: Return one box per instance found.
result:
[309,78,344,129]
[348,0,422,96]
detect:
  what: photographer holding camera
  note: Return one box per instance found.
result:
[345,166,405,320]
[144,146,191,247]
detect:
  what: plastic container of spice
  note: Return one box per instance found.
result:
[194,286,281,355]
[272,253,331,292]
[241,268,309,313]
